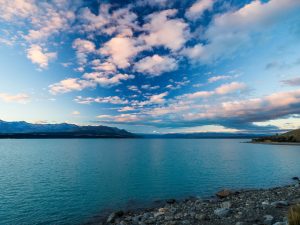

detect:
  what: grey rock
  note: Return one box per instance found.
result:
[153,212,164,218]
[220,201,231,209]
[272,222,288,225]
[236,222,246,225]
[195,214,206,220]
[270,201,289,208]
[214,208,231,217]
[107,211,124,223]
[263,215,274,225]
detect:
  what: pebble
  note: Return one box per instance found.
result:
[104,181,300,225]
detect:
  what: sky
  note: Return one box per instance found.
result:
[0,0,300,134]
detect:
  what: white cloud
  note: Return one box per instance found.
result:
[186,0,300,63]
[133,92,168,107]
[75,96,128,105]
[90,60,117,73]
[141,9,190,51]
[0,92,30,104]
[141,84,160,90]
[24,2,76,42]
[185,0,214,20]
[83,72,135,87]
[72,38,96,65]
[118,106,136,112]
[214,82,247,95]
[148,92,168,104]
[184,89,300,123]
[181,44,204,60]
[0,0,37,21]
[79,4,138,37]
[26,45,57,69]
[100,36,142,69]
[185,91,214,99]
[72,111,80,115]
[49,78,95,95]
[208,75,232,83]
[127,85,141,93]
[181,82,247,99]
[96,114,113,119]
[134,54,177,76]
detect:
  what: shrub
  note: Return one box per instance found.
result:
[288,204,300,225]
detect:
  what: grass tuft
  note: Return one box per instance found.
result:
[289,204,300,225]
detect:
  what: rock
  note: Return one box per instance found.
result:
[290,198,300,205]
[220,201,231,209]
[174,213,183,219]
[158,208,168,213]
[166,199,176,204]
[236,222,246,225]
[153,212,164,217]
[195,214,207,221]
[273,222,288,225]
[216,189,232,198]
[107,211,124,223]
[270,201,289,208]
[214,208,231,217]
[263,215,274,225]
[292,176,299,181]
[262,201,269,206]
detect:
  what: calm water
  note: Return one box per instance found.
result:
[0,139,300,224]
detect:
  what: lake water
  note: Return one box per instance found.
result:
[0,139,300,224]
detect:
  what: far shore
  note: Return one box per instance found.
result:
[250,141,300,146]
[90,178,300,225]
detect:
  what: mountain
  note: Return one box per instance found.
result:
[0,120,135,138]
[252,128,300,143]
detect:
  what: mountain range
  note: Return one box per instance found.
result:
[0,119,291,139]
[0,120,135,138]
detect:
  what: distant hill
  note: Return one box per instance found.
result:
[0,120,135,138]
[141,132,266,139]
[252,129,300,143]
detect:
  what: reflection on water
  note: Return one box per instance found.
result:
[0,139,299,224]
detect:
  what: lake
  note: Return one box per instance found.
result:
[0,139,299,224]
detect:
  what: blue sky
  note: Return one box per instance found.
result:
[0,0,300,133]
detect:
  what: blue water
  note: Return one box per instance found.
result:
[0,139,300,224]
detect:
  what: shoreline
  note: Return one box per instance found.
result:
[250,141,300,146]
[98,179,300,225]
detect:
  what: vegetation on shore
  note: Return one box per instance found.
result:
[289,204,300,225]
[252,128,300,143]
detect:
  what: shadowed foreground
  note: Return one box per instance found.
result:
[103,179,300,225]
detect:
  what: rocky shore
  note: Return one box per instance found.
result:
[103,178,300,225]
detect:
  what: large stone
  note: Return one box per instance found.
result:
[214,208,231,217]
[270,201,289,208]
[263,215,274,225]
[273,222,288,225]
[106,211,124,223]
[158,208,168,213]
[195,214,207,221]
[220,201,231,209]
[216,189,232,198]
